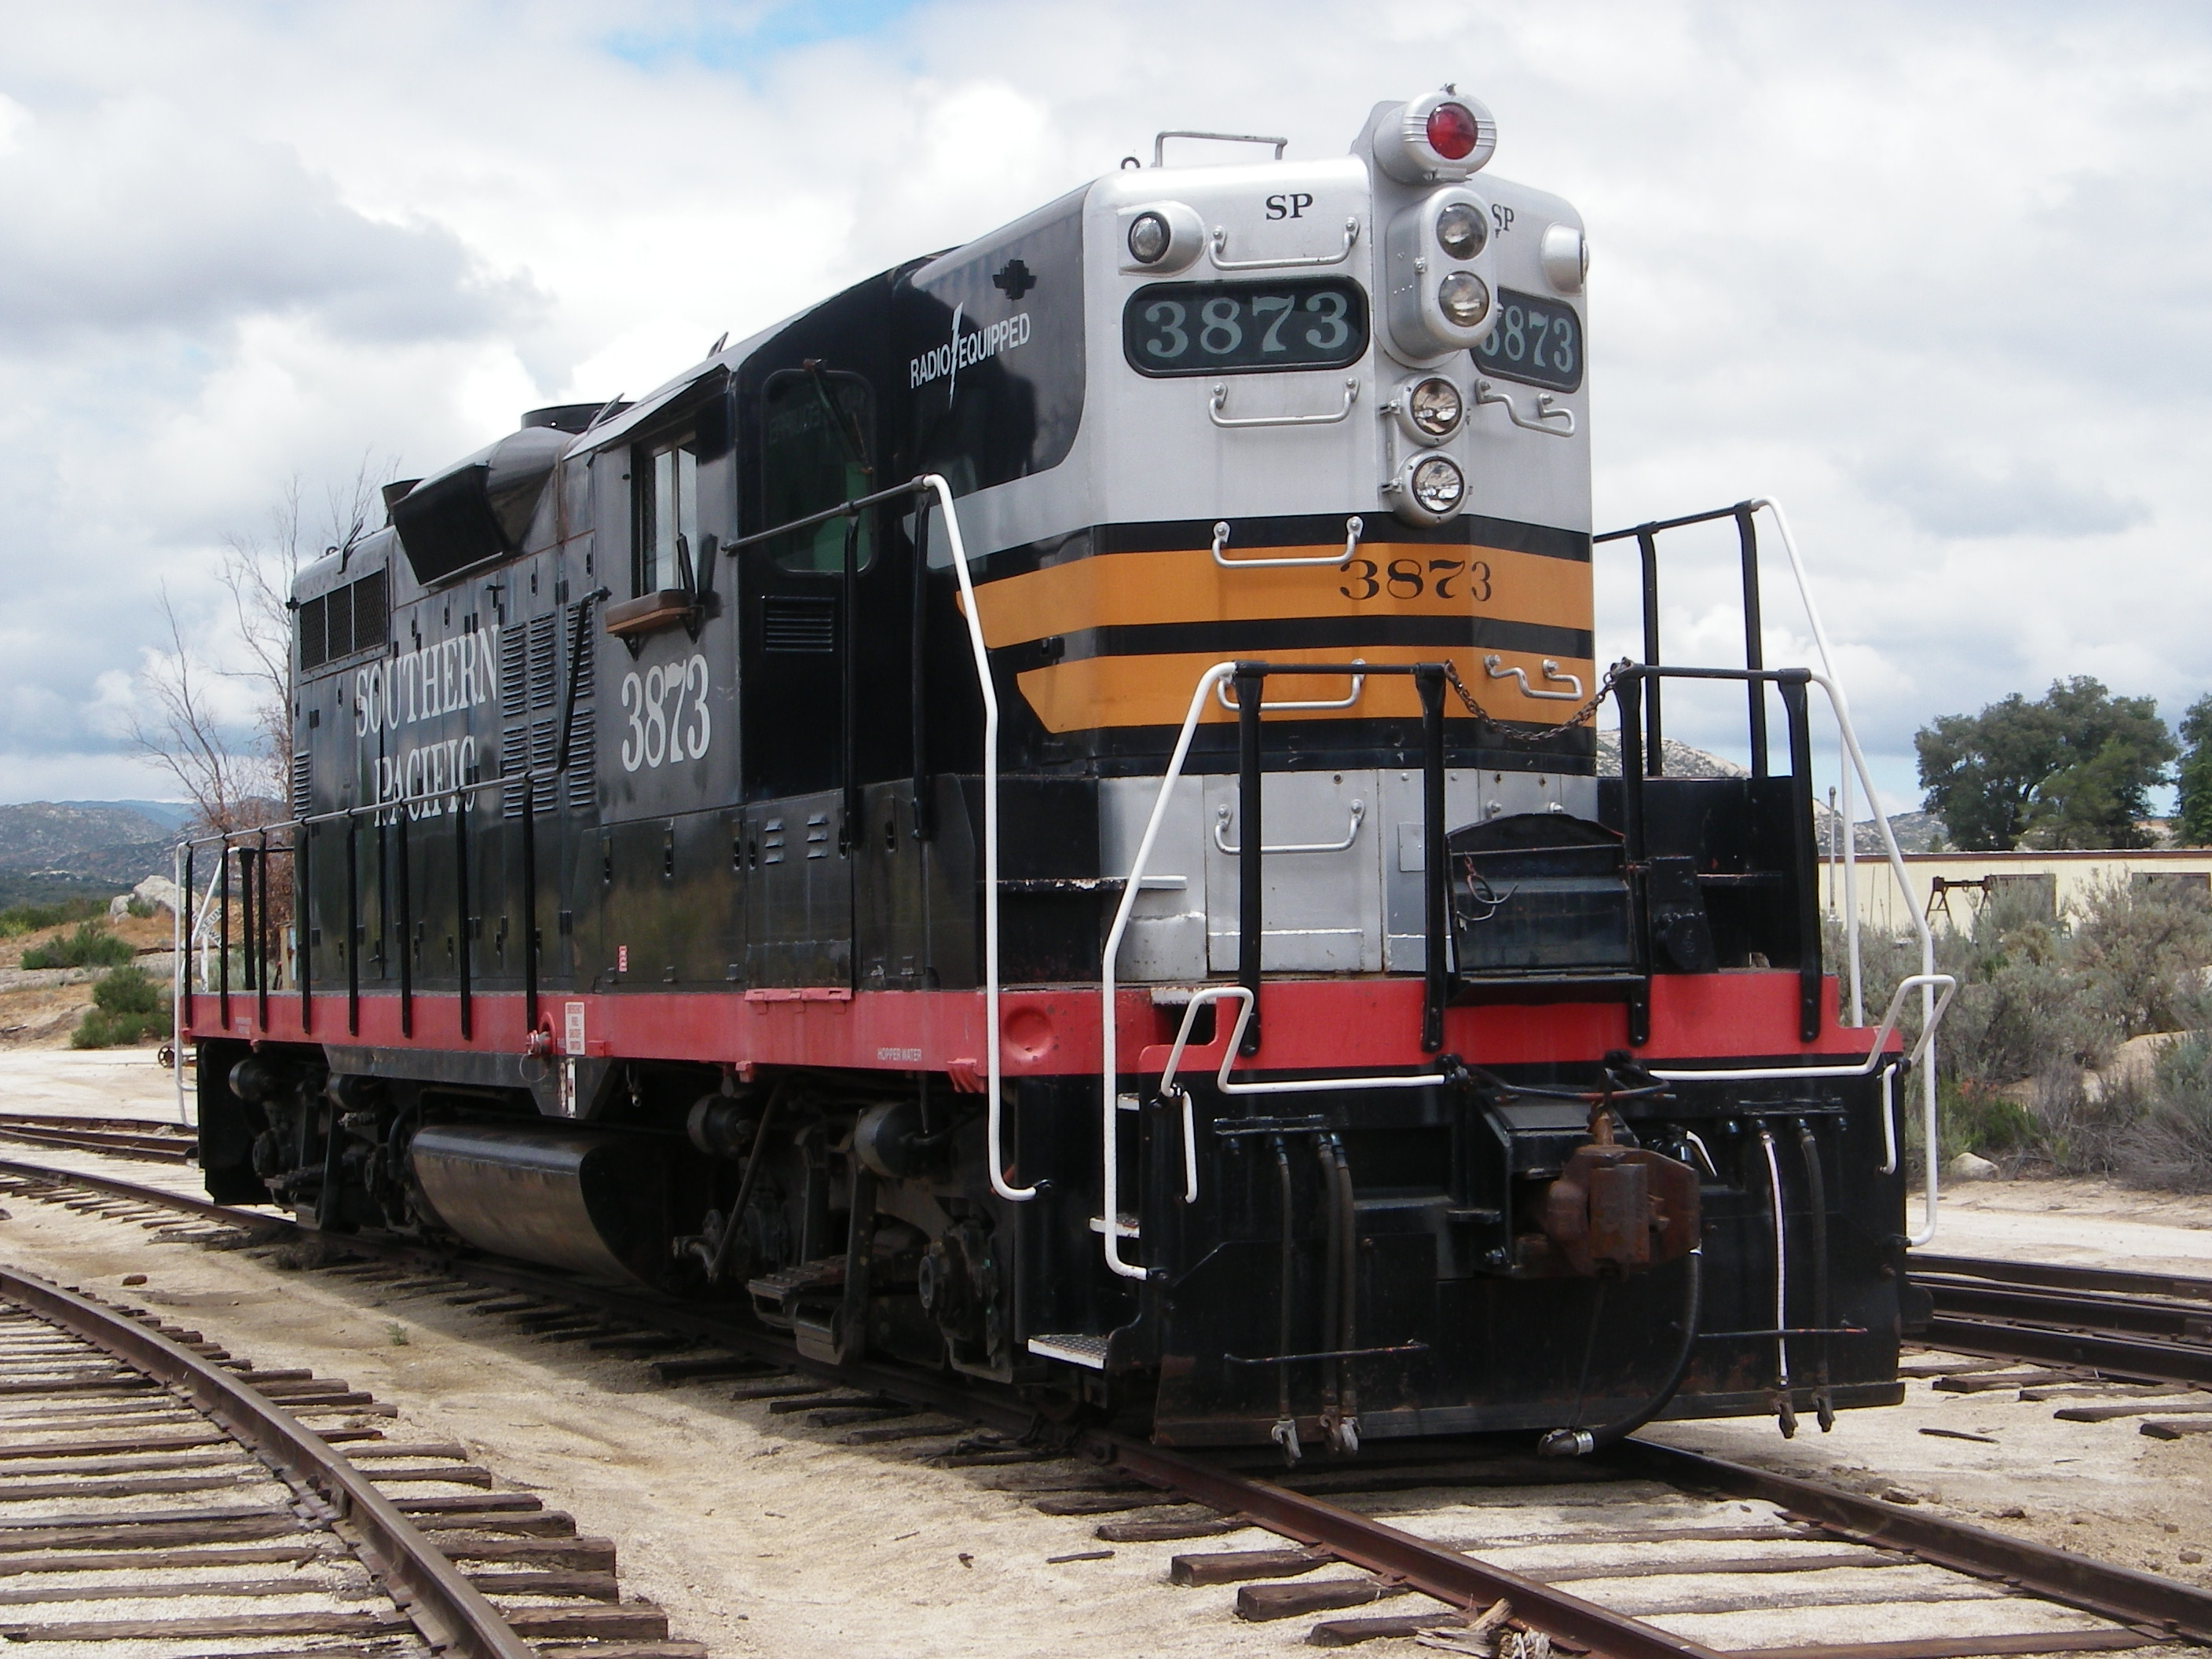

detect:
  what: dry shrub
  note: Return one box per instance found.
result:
[1837,876,2212,1182]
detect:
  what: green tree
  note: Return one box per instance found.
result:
[2177,694,2212,846]
[1915,676,2176,851]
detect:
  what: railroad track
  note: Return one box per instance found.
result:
[1911,1253,2212,1390]
[0,1255,699,1659]
[4,1152,2207,1659]
[0,1112,196,1163]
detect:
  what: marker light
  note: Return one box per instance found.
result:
[1127,211,1170,266]
[1405,377,1463,440]
[1435,202,1487,260]
[1426,101,1482,162]
[1437,272,1491,328]
[1369,90,1499,183]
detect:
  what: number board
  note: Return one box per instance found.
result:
[1470,287,1582,394]
[1122,278,1368,378]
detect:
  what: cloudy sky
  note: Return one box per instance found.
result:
[0,0,2205,815]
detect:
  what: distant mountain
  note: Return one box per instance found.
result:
[0,801,178,884]
[55,799,194,833]
[1853,810,1946,854]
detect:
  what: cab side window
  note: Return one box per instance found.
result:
[760,372,873,573]
[634,432,698,595]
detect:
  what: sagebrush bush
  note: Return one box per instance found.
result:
[0,897,104,938]
[1839,877,2212,1184]
[69,965,170,1049]
[22,921,134,969]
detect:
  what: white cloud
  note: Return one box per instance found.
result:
[0,0,2207,815]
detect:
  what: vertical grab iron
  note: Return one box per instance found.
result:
[1236,663,1265,1057]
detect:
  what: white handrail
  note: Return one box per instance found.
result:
[1646,972,1955,1083]
[1098,662,1239,1277]
[1156,984,1446,1101]
[1484,654,1584,701]
[1211,516,1363,570]
[925,473,1033,1204]
[1746,498,1943,1243]
[171,843,188,1125]
[1214,661,1366,712]
[1214,800,1364,855]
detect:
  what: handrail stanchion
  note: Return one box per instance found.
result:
[297,821,312,1037]
[174,842,189,1125]
[1735,504,1767,775]
[1634,526,1662,767]
[1236,663,1265,1057]
[217,842,231,1029]
[346,817,361,1037]
[1780,673,1820,1042]
[520,779,538,1035]
[397,809,413,1039]
[1417,665,1449,1053]
[255,829,270,1028]
[455,789,471,1042]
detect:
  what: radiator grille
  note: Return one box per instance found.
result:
[762,595,836,654]
[565,709,596,811]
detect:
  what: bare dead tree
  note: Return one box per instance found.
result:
[130,456,392,840]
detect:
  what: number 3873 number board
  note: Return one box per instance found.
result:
[1122,277,1368,377]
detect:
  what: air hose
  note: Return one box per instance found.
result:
[1536,1245,1704,1458]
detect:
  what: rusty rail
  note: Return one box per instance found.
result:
[0,1263,534,1659]
[11,1153,2211,1656]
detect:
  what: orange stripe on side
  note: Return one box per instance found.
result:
[1013,646,1598,735]
[967,542,1591,646]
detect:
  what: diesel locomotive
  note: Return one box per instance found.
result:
[182,90,1947,1457]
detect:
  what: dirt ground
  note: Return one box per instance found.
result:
[9,1067,2212,1653]
[0,909,177,1050]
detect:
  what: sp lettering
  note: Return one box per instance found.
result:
[1264,192,1314,220]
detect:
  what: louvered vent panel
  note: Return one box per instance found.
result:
[565,709,595,811]
[763,595,837,653]
[350,568,387,650]
[289,750,313,816]
[297,596,328,672]
[566,605,595,701]
[500,624,529,718]
[500,727,527,819]
[526,614,558,709]
[325,582,354,660]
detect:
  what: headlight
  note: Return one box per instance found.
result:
[1405,376,1463,439]
[1126,211,1170,266]
[1437,273,1490,328]
[1410,456,1465,515]
[1391,453,1467,526]
[1435,202,1487,260]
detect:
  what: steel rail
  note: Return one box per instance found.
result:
[0,1263,533,1659]
[1613,1438,2212,1643]
[1089,1432,1730,1659]
[11,1154,2208,1654]
[1920,1316,2212,1390]
[1913,1251,2212,1306]
[0,1114,196,1161]
[1910,1254,2212,1387]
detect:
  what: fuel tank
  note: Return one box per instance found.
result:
[408,1122,665,1284]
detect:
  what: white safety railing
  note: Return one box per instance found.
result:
[1095,663,1453,1279]
[921,474,1033,1205]
[1749,498,1946,1245]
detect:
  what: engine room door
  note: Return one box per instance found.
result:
[739,368,880,988]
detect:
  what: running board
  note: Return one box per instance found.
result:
[1027,1334,1111,1369]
